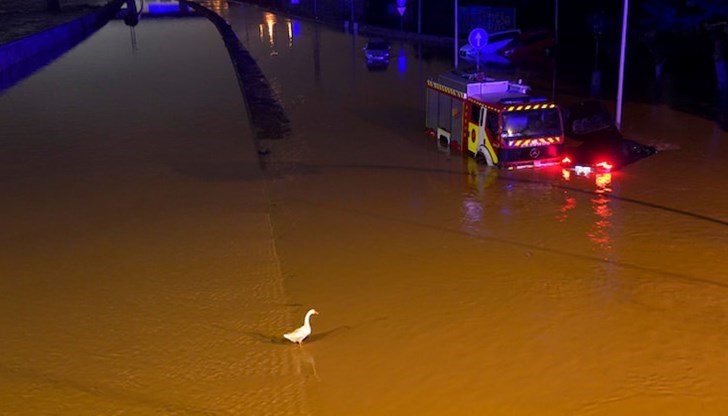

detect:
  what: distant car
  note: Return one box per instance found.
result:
[561,100,657,173]
[363,39,391,64]
[497,28,554,62]
[458,29,521,61]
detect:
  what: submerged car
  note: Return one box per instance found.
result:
[497,28,554,62]
[561,100,657,173]
[363,39,391,66]
[458,29,521,62]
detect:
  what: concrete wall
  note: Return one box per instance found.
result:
[0,0,123,73]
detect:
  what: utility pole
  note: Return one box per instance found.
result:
[418,0,421,35]
[454,0,459,69]
[554,0,558,45]
[615,0,628,129]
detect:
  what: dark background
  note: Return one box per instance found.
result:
[255,0,726,127]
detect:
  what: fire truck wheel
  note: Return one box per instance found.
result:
[475,152,488,165]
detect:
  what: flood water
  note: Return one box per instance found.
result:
[1,1,727,415]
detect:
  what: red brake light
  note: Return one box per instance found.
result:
[596,161,613,171]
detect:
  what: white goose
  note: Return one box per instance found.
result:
[283,308,319,345]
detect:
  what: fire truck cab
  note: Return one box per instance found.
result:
[426,71,564,169]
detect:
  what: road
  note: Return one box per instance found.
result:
[0,1,727,415]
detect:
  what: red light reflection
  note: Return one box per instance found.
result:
[588,173,613,253]
[595,172,612,192]
[558,170,614,254]
[557,196,577,222]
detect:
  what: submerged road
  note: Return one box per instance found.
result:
[1,1,727,414]
[0,10,310,415]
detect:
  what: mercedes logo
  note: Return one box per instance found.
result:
[529,147,541,159]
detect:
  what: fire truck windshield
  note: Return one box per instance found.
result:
[502,108,562,139]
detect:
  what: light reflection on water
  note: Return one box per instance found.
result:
[559,169,615,255]
[397,43,407,76]
[556,195,576,222]
[260,12,275,48]
[589,173,613,254]
[460,158,497,235]
[459,163,604,250]
[205,0,228,14]
[258,12,297,52]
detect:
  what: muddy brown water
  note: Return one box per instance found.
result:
[1,3,727,415]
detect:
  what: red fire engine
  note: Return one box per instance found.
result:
[425,71,564,169]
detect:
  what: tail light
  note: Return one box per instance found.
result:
[595,161,613,171]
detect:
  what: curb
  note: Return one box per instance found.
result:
[182,0,290,144]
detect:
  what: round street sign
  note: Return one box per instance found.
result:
[468,28,489,50]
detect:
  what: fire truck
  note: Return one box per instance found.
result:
[425,71,564,169]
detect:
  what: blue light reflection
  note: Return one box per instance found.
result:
[397,44,407,75]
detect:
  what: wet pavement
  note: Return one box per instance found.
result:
[1,1,727,415]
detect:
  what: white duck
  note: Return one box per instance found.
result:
[283,308,319,345]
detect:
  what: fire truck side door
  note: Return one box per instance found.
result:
[466,104,482,155]
[473,106,499,166]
